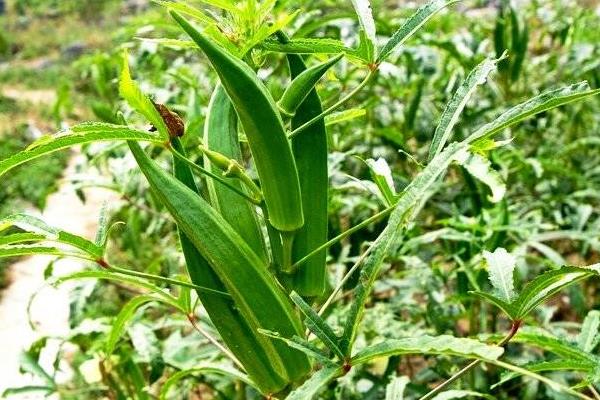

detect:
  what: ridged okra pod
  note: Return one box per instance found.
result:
[277,53,343,118]
[128,142,311,392]
[170,11,304,232]
[203,85,267,262]
[286,53,330,297]
[169,137,284,392]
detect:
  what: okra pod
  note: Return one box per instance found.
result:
[277,53,343,118]
[286,52,330,297]
[169,137,284,392]
[203,85,267,262]
[171,11,304,232]
[129,142,311,391]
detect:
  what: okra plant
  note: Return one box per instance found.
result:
[1,0,600,398]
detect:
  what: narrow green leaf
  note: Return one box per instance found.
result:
[483,248,517,303]
[258,329,333,365]
[470,291,518,320]
[352,335,504,365]
[351,0,377,62]
[324,108,366,126]
[365,157,397,206]
[0,233,45,246]
[377,0,459,63]
[468,82,600,144]
[0,245,93,261]
[285,365,343,400]
[153,0,215,24]
[431,390,495,400]
[578,310,600,352]
[119,50,169,139]
[428,57,499,161]
[492,360,593,389]
[290,291,344,360]
[385,376,410,400]
[260,38,360,58]
[106,295,159,356]
[508,327,597,362]
[0,123,162,178]
[160,364,253,400]
[514,265,600,319]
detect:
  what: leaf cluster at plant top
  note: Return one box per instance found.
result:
[1,0,600,399]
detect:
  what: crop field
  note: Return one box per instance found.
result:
[1,0,600,399]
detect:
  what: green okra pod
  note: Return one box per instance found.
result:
[286,52,330,297]
[203,85,267,262]
[169,137,284,392]
[277,53,343,118]
[129,142,311,391]
[171,11,304,233]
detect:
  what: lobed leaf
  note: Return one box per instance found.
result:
[456,151,506,203]
[482,248,517,303]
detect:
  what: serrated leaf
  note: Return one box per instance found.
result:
[365,157,397,206]
[259,329,333,365]
[578,310,600,352]
[0,245,93,261]
[509,327,597,362]
[483,248,516,302]
[514,265,600,319]
[290,291,344,360]
[351,0,377,62]
[0,123,162,178]
[260,38,360,59]
[377,0,459,63]
[285,365,343,400]
[428,57,499,161]
[0,233,45,246]
[456,151,506,203]
[352,335,504,365]
[468,82,600,144]
[153,0,215,24]
[159,363,253,400]
[470,291,518,320]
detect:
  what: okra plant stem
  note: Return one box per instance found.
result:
[292,203,394,270]
[419,320,522,400]
[169,146,262,205]
[288,69,377,139]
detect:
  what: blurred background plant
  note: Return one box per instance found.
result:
[1,0,600,398]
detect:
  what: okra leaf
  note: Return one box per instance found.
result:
[491,360,594,389]
[324,108,366,126]
[428,56,499,161]
[0,233,45,246]
[285,365,344,400]
[456,151,506,203]
[470,291,518,320]
[106,294,161,356]
[430,390,495,400]
[352,335,504,365]
[259,329,333,365]
[290,291,344,360]
[260,38,360,58]
[0,245,93,261]
[578,310,600,352]
[364,157,397,206]
[0,123,162,179]
[120,50,170,139]
[351,0,377,62]
[468,82,600,144]
[507,328,597,362]
[159,364,253,400]
[483,248,517,303]
[0,214,103,258]
[377,0,459,64]
[514,265,600,319]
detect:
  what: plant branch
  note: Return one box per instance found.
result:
[288,69,376,139]
[419,320,522,400]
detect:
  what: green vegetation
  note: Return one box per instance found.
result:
[1,0,600,399]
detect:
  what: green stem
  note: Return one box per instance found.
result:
[280,230,296,274]
[169,145,261,205]
[288,69,376,139]
[292,204,394,270]
[419,320,522,400]
[103,263,230,298]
